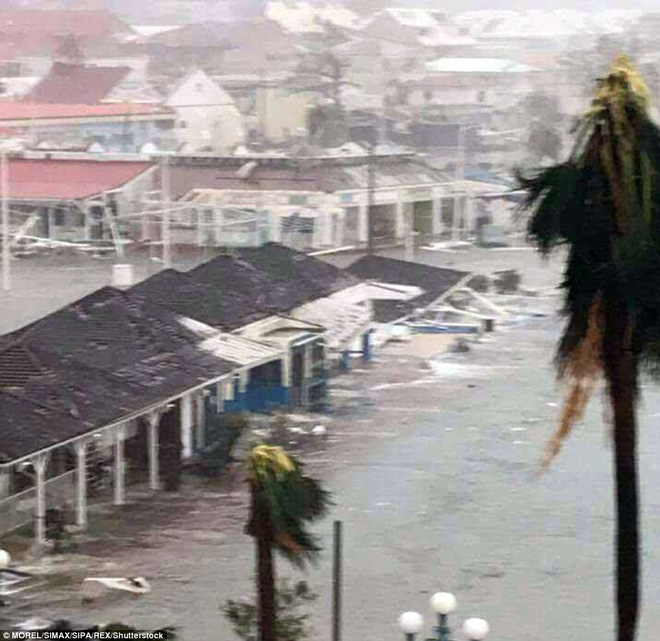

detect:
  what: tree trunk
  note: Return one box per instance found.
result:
[252,483,277,641]
[603,296,639,641]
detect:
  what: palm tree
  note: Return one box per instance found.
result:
[516,55,660,641]
[246,445,332,641]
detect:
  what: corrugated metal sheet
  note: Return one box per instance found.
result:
[294,297,371,351]
[178,316,283,366]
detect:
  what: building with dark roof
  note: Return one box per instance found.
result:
[0,286,247,542]
[133,243,359,331]
[347,254,472,322]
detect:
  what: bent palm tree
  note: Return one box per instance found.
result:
[246,445,331,641]
[517,55,660,641]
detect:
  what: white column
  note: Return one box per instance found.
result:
[358,204,368,244]
[466,196,474,236]
[270,211,282,243]
[74,441,88,528]
[180,393,194,459]
[216,381,225,414]
[147,412,160,491]
[215,207,224,246]
[336,211,345,247]
[282,353,292,388]
[432,198,441,237]
[405,203,414,262]
[239,369,249,393]
[395,197,405,240]
[303,342,314,406]
[452,196,460,242]
[33,453,49,546]
[196,393,206,451]
[113,424,126,506]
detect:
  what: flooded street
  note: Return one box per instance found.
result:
[3,248,660,640]
[5,305,660,640]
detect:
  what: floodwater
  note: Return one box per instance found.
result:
[5,247,660,640]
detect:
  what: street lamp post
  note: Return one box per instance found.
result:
[462,618,490,641]
[398,612,424,641]
[398,591,489,641]
[430,592,457,641]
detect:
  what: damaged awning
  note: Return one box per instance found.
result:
[293,296,371,351]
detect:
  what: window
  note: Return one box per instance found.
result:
[424,89,434,102]
[54,209,65,226]
[289,194,308,206]
[341,193,354,204]
[179,120,187,129]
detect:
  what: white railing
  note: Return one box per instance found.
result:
[0,470,76,535]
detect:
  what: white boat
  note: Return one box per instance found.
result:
[82,577,150,601]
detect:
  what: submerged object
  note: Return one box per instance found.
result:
[82,577,150,601]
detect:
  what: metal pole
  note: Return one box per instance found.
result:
[367,146,375,255]
[454,125,466,242]
[162,155,172,268]
[332,520,343,641]
[2,150,10,292]
[437,613,450,641]
[405,203,414,262]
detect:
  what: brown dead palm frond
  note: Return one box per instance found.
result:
[540,295,604,470]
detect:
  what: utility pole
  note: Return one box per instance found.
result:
[161,154,172,268]
[367,143,375,255]
[2,149,10,292]
[332,520,343,641]
[453,124,466,242]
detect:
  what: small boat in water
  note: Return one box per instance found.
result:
[82,577,150,602]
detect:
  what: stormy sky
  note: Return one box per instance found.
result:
[390,0,653,10]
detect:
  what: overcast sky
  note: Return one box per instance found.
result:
[394,0,654,10]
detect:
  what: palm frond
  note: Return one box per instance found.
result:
[247,444,333,568]
[541,296,604,469]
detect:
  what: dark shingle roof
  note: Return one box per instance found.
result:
[0,286,238,464]
[347,255,470,320]
[371,299,417,324]
[0,389,83,463]
[133,243,359,330]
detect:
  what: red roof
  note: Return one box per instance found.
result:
[2,158,154,201]
[0,10,133,57]
[0,101,172,122]
[25,63,132,104]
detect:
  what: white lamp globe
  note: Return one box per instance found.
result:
[398,611,424,635]
[462,617,490,640]
[0,549,11,569]
[430,591,457,615]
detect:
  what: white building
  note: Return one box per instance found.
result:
[166,70,246,153]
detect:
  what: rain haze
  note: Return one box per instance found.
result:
[0,2,659,641]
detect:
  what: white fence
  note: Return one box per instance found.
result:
[0,470,76,536]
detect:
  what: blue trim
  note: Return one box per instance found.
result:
[411,324,479,334]
[224,385,291,414]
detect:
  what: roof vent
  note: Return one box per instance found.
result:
[236,160,258,180]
